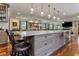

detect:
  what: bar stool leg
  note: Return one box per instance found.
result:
[11,50,13,56]
[24,51,27,56]
[14,51,16,56]
[21,51,24,56]
[17,51,19,56]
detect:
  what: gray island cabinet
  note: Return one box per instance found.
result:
[14,30,71,56]
[31,30,71,56]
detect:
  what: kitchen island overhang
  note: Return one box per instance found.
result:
[15,30,71,36]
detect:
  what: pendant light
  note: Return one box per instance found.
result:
[41,3,44,17]
[53,8,56,19]
[30,3,34,14]
[57,10,60,20]
[48,4,51,19]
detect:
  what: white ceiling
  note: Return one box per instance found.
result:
[9,3,79,20]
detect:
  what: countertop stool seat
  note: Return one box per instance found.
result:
[14,44,31,56]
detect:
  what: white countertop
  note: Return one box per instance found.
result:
[14,30,71,37]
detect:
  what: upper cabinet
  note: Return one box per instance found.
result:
[0,3,9,22]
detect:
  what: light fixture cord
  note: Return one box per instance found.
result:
[48,4,50,14]
[41,3,43,11]
[57,10,59,17]
[54,8,55,16]
[31,3,33,8]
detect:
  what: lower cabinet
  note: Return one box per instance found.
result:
[35,46,47,56]
[35,44,53,56]
[34,32,69,56]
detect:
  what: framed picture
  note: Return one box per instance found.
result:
[12,22,17,27]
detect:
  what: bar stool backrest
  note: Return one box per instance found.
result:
[5,29,16,46]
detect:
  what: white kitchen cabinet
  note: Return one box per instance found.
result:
[35,39,48,50]
[34,35,48,50]
[0,4,9,22]
[35,46,48,56]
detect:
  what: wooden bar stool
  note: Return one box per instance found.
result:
[5,30,31,56]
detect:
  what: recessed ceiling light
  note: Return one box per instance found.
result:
[35,20,38,23]
[15,16,18,18]
[17,12,21,15]
[29,20,33,23]
[77,16,79,18]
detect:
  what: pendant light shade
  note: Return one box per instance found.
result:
[48,14,51,19]
[31,8,34,12]
[53,8,56,19]
[30,8,34,14]
[53,16,56,19]
[48,4,51,19]
[57,10,60,20]
[41,11,44,16]
[41,4,44,16]
[30,3,34,14]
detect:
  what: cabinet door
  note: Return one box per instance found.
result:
[45,44,54,55]
[34,35,48,50]
[35,39,48,50]
[59,33,64,46]
[47,34,55,45]
[35,46,48,56]
[50,33,60,51]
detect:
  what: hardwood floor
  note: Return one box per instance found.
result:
[51,36,79,56]
[0,43,10,56]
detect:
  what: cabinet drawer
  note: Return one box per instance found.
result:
[35,40,48,50]
[35,35,47,42]
[35,47,47,56]
[35,44,53,56]
[47,38,53,44]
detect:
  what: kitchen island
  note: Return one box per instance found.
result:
[13,30,71,56]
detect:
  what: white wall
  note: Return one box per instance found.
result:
[0,22,9,30]
[72,21,78,34]
[10,17,62,30]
